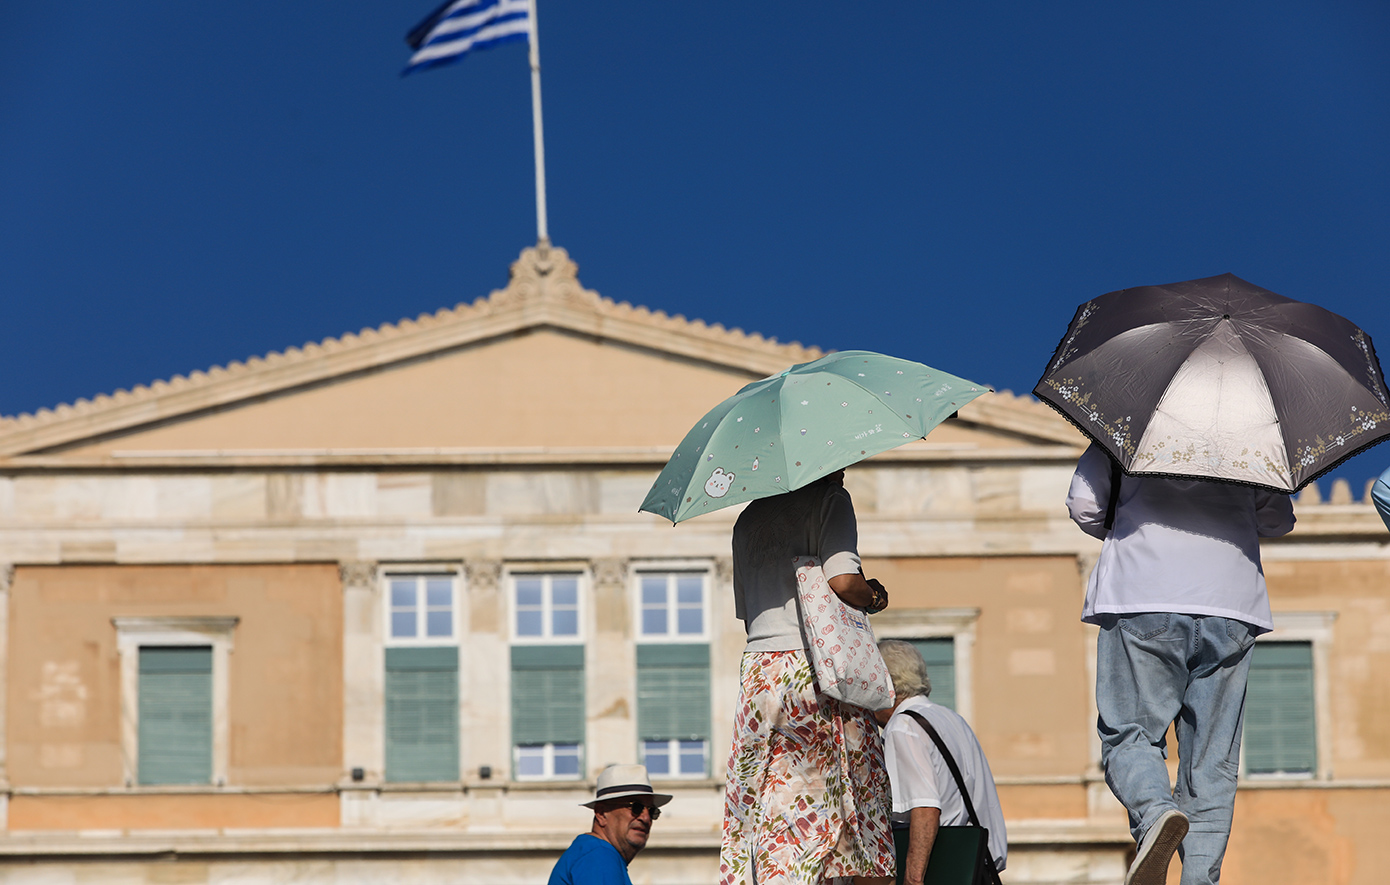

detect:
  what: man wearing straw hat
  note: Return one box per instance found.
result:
[548,763,673,885]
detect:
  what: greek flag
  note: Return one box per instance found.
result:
[404,0,530,75]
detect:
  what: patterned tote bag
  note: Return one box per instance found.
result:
[792,555,894,711]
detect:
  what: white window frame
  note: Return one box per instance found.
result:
[633,567,712,642]
[112,616,238,788]
[872,608,979,725]
[508,570,587,644]
[513,741,583,781]
[1240,611,1337,782]
[641,738,710,780]
[382,570,460,647]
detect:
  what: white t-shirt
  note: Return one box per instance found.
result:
[732,481,862,652]
[1066,443,1296,632]
[881,696,1007,872]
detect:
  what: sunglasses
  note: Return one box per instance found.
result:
[621,800,661,820]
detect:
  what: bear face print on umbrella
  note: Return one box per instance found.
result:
[1035,273,1390,493]
[640,351,991,524]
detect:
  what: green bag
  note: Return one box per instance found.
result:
[894,825,992,885]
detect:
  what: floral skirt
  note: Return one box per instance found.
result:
[719,649,895,885]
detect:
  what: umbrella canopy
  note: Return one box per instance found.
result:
[1035,273,1390,493]
[640,351,990,524]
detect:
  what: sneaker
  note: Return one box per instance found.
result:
[1125,808,1189,885]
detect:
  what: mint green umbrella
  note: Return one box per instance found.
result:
[640,350,991,524]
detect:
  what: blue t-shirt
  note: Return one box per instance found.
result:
[548,834,632,885]
[1373,466,1390,531]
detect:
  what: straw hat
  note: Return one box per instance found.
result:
[581,764,674,809]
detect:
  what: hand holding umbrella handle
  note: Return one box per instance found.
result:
[864,578,889,614]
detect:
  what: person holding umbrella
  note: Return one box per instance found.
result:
[640,351,991,885]
[1066,442,1294,885]
[720,467,896,884]
[1038,274,1390,885]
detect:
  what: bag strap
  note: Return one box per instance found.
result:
[1103,455,1123,533]
[902,709,983,829]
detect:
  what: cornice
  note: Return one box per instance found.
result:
[0,441,1084,472]
[0,246,822,458]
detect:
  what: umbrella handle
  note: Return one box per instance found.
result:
[1103,458,1122,534]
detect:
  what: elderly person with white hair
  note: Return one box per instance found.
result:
[875,640,1006,885]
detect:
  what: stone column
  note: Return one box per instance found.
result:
[708,556,738,782]
[587,558,635,776]
[339,561,382,787]
[463,558,506,785]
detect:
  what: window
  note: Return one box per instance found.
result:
[513,574,581,640]
[875,607,978,722]
[635,571,711,776]
[383,573,459,782]
[389,574,455,641]
[905,638,957,711]
[509,571,585,780]
[639,572,707,638]
[511,644,585,779]
[385,647,459,782]
[636,644,711,777]
[1244,641,1316,777]
[138,647,212,785]
[113,617,237,788]
[1240,612,1335,781]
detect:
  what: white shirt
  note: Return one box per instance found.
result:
[1066,443,1296,632]
[882,696,1007,872]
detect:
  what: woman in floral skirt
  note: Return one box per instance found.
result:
[719,470,896,885]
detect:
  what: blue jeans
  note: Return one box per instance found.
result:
[1096,613,1256,885]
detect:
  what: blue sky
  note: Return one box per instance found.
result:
[2,2,1387,487]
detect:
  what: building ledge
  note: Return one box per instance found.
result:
[0,827,717,857]
[0,442,1083,471]
[0,820,1139,858]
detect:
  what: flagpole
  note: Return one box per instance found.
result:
[528,0,549,247]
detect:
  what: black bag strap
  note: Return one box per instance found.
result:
[902,709,1003,885]
[902,710,982,828]
[1103,455,1123,533]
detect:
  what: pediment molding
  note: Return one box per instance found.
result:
[0,246,822,458]
[0,245,1081,460]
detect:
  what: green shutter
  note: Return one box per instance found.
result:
[138,646,213,785]
[385,646,459,782]
[636,645,711,742]
[511,645,585,745]
[907,638,956,711]
[1245,642,1316,775]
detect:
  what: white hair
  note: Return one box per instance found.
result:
[878,639,932,700]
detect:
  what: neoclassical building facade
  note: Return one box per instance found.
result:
[0,247,1385,884]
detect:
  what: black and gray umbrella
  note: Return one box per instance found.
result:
[1035,273,1390,493]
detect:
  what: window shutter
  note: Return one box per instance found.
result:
[908,638,956,711]
[385,646,459,782]
[637,645,710,742]
[511,645,585,745]
[138,646,213,785]
[1245,641,1316,775]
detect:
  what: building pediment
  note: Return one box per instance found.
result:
[0,247,1082,465]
